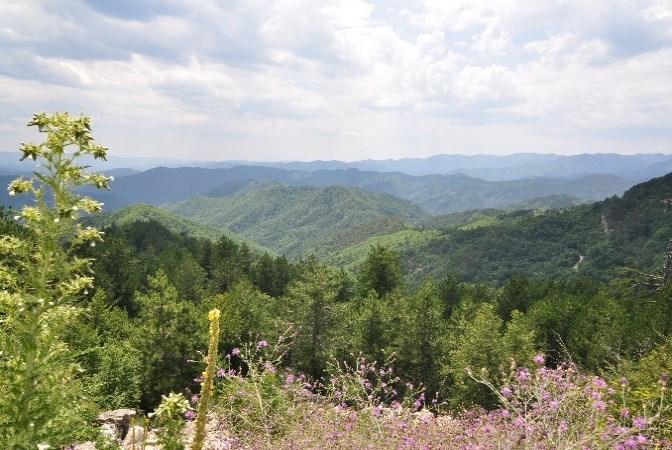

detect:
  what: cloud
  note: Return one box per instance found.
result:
[0,0,670,160]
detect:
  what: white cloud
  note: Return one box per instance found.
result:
[0,0,670,160]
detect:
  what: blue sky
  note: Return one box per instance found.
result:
[0,0,671,160]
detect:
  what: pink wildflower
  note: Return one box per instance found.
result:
[533,354,545,366]
[632,417,647,429]
[592,377,608,389]
[516,369,530,381]
[592,400,606,411]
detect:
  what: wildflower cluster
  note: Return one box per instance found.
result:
[210,333,304,445]
[467,355,667,448]
[325,353,426,413]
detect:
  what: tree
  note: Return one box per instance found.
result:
[205,280,276,350]
[497,274,539,321]
[285,263,348,378]
[445,303,537,407]
[357,244,402,298]
[90,236,143,314]
[437,272,463,319]
[397,279,446,394]
[133,270,203,408]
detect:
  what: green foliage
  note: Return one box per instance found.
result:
[349,291,397,363]
[132,270,203,408]
[0,112,111,448]
[527,290,627,369]
[396,280,446,393]
[285,262,350,378]
[164,183,428,258]
[445,302,537,407]
[330,174,672,286]
[206,281,276,349]
[214,340,301,445]
[357,244,402,298]
[96,203,231,241]
[90,341,143,410]
[153,392,190,450]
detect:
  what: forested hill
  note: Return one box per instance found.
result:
[91,204,272,253]
[163,183,428,258]
[335,172,672,284]
[0,165,634,214]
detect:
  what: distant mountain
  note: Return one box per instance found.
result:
[4,151,670,180]
[209,153,672,180]
[0,150,210,173]
[334,172,672,285]
[163,183,428,258]
[0,166,636,215]
[104,168,141,178]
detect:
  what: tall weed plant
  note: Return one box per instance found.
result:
[0,113,111,448]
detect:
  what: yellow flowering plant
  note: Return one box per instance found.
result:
[192,308,221,450]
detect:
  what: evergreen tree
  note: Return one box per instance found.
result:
[133,270,203,408]
[437,272,463,319]
[357,244,402,298]
[286,263,347,378]
[398,279,446,394]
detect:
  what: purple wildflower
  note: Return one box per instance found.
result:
[592,400,606,411]
[516,369,530,381]
[632,417,647,429]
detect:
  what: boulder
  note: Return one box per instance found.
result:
[72,442,97,450]
[122,425,160,449]
[96,408,136,440]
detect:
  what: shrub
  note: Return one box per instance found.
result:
[90,341,143,410]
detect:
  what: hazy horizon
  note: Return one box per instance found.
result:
[1,1,671,160]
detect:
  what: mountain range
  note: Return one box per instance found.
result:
[2,151,672,180]
[0,165,636,215]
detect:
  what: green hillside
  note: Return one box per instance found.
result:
[163,183,429,258]
[93,204,272,253]
[335,172,672,285]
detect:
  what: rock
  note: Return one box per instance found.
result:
[100,423,117,440]
[97,408,136,440]
[182,421,196,445]
[121,426,160,449]
[122,425,146,448]
[72,442,97,450]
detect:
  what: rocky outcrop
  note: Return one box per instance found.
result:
[96,408,137,441]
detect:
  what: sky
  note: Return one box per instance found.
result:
[0,0,671,161]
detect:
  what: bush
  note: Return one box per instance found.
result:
[90,341,143,410]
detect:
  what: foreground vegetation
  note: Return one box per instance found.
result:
[1,114,671,448]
